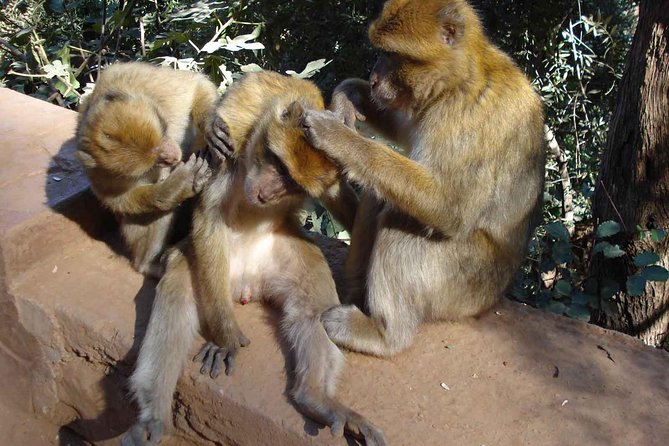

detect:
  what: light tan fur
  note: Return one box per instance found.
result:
[76,62,216,277]
[301,0,546,356]
[123,71,385,446]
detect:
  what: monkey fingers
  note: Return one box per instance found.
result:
[194,338,250,379]
[300,110,351,159]
[206,115,235,162]
[330,91,366,128]
[192,150,213,193]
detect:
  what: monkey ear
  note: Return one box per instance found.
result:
[438,6,466,46]
[281,101,305,124]
[76,150,97,169]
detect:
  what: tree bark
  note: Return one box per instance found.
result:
[591,0,669,347]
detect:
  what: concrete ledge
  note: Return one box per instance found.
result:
[1,87,668,445]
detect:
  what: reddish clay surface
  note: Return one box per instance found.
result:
[1,87,668,446]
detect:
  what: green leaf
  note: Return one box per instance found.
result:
[566,304,591,321]
[555,280,572,296]
[596,220,621,238]
[640,265,669,282]
[592,241,610,255]
[552,241,573,264]
[545,222,570,242]
[600,279,620,300]
[650,229,667,243]
[603,244,625,258]
[583,279,598,296]
[571,292,596,306]
[633,252,660,267]
[626,275,646,296]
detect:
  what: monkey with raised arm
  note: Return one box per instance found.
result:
[76,62,216,277]
[123,71,383,446]
[301,0,546,356]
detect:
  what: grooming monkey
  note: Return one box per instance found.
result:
[301,0,546,356]
[123,72,384,446]
[76,62,216,278]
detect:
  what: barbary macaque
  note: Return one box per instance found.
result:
[123,71,384,446]
[76,62,216,277]
[300,0,546,356]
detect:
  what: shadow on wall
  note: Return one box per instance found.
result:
[43,137,150,442]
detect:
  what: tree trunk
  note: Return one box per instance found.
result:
[590,0,669,347]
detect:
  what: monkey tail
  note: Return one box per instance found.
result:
[281,301,388,446]
[128,251,199,430]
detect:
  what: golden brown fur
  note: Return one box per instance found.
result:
[76,62,217,277]
[124,71,385,446]
[208,71,359,232]
[301,0,546,356]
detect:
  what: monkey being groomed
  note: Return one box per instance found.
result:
[123,72,384,446]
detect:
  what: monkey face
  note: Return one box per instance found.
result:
[78,94,173,177]
[244,153,304,208]
[367,0,471,110]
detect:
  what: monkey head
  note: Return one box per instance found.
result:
[77,92,182,177]
[368,0,482,111]
[244,96,336,209]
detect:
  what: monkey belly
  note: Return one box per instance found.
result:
[228,230,277,305]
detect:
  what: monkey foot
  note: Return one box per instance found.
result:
[121,420,165,446]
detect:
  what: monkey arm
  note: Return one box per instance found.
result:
[302,110,461,237]
[191,211,249,372]
[191,80,220,134]
[330,78,408,145]
[102,155,210,215]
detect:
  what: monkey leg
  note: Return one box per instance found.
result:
[122,248,199,446]
[283,299,387,446]
[120,214,171,279]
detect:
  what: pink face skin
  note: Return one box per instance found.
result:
[244,163,303,207]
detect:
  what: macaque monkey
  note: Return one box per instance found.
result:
[300,0,546,356]
[76,62,216,277]
[123,72,384,446]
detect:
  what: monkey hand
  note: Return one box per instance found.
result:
[330,81,367,128]
[191,151,213,193]
[301,109,356,162]
[167,153,212,197]
[195,326,250,379]
[206,112,236,163]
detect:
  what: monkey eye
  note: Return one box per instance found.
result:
[265,148,291,178]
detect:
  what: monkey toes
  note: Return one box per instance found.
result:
[121,419,165,446]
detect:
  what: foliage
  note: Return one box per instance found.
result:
[0,0,652,320]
